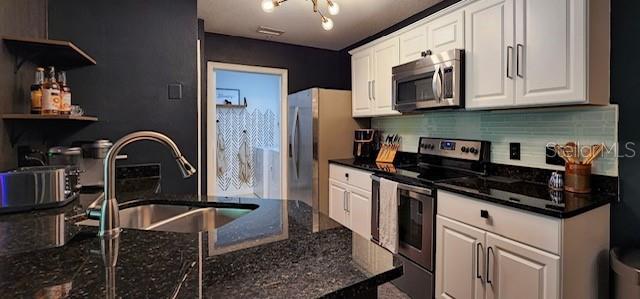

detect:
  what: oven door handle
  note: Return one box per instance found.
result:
[371,175,432,196]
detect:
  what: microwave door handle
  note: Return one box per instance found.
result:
[434,66,443,101]
[431,65,440,102]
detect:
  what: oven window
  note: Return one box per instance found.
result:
[396,74,435,105]
[398,192,423,250]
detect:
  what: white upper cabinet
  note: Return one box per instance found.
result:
[466,0,608,109]
[372,38,401,116]
[514,0,585,105]
[399,24,429,64]
[465,0,515,109]
[351,38,401,117]
[350,0,608,113]
[427,10,465,54]
[351,49,373,117]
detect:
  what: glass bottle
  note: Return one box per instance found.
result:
[41,66,61,115]
[57,71,71,115]
[30,67,45,114]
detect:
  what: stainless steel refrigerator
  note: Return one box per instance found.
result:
[287,88,366,231]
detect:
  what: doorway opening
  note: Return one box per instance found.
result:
[206,62,288,199]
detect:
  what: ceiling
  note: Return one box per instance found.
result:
[198,0,444,51]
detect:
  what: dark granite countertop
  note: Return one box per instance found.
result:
[434,177,614,218]
[329,158,616,218]
[0,195,402,298]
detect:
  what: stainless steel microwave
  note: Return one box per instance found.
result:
[392,49,464,112]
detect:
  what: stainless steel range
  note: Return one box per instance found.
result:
[371,137,490,298]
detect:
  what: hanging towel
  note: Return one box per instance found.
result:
[238,131,251,185]
[216,125,227,178]
[379,177,399,254]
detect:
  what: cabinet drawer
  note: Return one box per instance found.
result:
[329,164,373,191]
[437,190,561,254]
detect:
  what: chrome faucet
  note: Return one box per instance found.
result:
[97,131,196,238]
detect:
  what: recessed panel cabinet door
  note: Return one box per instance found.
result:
[465,0,515,109]
[328,179,349,227]
[428,10,465,54]
[372,38,401,115]
[485,232,560,299]
[514,0,586,105]
[349,187,371,239]
[351,49,373,117]
[436,215,486,299]
[399,25,429,64]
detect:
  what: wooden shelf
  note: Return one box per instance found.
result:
[2,114,98,121]
[3,36,96,71]
[216,104,247,109]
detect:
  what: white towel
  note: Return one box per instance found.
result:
[379,178,399,254]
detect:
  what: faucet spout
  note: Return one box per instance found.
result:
[97,131,196,238]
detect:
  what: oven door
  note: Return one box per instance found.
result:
[397,184,434,271]
[392,64,443,113]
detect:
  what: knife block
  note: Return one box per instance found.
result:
[376,144,398,163]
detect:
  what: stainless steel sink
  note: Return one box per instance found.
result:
[79,202,256,233]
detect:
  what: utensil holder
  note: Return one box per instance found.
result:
[564,163,591,193]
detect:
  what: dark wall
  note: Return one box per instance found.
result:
[611,1,640,248]
[204,33,351,93]
[0,0,48,171]
[48,0,198,193]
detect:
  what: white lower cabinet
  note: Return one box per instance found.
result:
[328,179,349,228]
[328,164,372,239]
[436,215,486,299]
[485,232,559,299]
[436,190,609,299]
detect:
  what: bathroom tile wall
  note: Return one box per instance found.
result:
[372,105,618,176]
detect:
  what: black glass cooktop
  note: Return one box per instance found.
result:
[395,165,472,183]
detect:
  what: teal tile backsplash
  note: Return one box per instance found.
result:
[372,105,619,176]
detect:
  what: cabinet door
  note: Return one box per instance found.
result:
[485,232,560,299]
[372,38,401,116]
[399,24,429,64]
[465,0,515,109]
[328,179,349,227]
[351,49,373,117]
[348,187,371,239]
[428,9,465,54]
[514,0,586,106]
[435,215,486,299]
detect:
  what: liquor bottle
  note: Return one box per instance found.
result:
[30,67,45,114]
[57,71,71,115]
[41,66,61,115]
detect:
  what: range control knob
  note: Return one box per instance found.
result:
[461,146,468,153]
[470,148,479,155]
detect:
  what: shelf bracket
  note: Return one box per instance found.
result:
[14,51,43,73]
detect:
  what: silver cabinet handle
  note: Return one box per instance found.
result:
[343,190,348,211]
[506,46,514,79]
[487,246,495,285]
[516,44,524,78]
[476,243,484,283]
[346,192,350,212]
[368,81,372,100]
[372,80,375,100]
